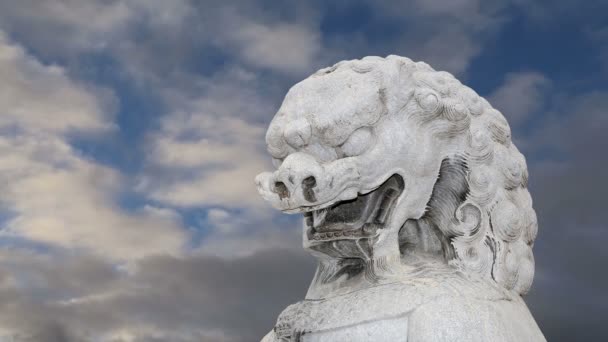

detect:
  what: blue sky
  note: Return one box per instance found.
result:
[0,0,606,341]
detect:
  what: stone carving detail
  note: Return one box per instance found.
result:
[256,56,545,341]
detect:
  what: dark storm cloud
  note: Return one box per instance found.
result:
[0,248,315,341]
[522,91,608,341]
[525,91,608,227]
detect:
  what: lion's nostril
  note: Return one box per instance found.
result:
[302,176,316,188]
[302,176,317,202]
[274,182,290,199]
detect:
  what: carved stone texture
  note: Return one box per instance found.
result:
[255,56,545,342]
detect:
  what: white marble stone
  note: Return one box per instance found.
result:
[256,56,545,341]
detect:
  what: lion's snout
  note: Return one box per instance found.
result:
[255,152,361,212]
[256,152,327,209]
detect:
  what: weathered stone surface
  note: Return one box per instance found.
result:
[256,56,545,341]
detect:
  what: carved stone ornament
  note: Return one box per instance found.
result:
[255,56,545,342]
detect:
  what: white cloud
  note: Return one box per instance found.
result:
[2,157,187,260]
[1,1,311,261]
[413,28,482,76]
[230,21,321,73]
[139,67,276,209]
[489,71,551,126]
[0,32,112,134]
[0,0,324,80]
[140,111,271,209]
[0,33,188,261]
[195,206,302,258]
[0,0,131,54]
[135,64,305,258]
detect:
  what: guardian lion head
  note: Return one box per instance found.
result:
[256,56,537,295]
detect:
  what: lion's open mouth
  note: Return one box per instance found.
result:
[304,174,404,242]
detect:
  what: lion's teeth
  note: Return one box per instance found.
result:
[313,208,328,227]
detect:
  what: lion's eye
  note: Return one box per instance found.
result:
[340,127,373,157]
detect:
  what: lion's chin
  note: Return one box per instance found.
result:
[303,174,404,245]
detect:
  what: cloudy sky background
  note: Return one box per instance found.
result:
[0,0,606,341]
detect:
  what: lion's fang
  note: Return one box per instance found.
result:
[313,208,328,227]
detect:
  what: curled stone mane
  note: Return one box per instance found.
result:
[388,56,537,295]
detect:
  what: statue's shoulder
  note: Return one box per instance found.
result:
[407,293,546,342]
[264,270,528,342]
[395,269,545,341]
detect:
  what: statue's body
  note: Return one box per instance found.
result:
[255,56,545,341]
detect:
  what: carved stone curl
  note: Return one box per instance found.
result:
[255,56,545,341]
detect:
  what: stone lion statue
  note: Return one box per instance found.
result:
[255,55,545,341]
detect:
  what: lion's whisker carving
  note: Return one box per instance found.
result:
[256,55,545,342]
